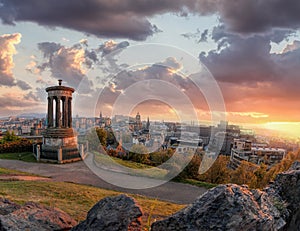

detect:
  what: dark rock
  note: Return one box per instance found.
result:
[0,198,21,215]
[151,184,285,231]
[71,194,143,231]
[268,161,300,231]
[289,161,300,171]
[0,200,77,231]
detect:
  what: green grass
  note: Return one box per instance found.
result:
[0,152,37,162]
[94,152,169,179]
[0,167,36,176]
[0,180,185,227]
[174,178,217,189]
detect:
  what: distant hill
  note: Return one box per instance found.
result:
[17,113,46,119]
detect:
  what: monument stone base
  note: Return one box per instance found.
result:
[41,128,81,164]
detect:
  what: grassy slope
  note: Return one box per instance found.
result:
[0,179,184,228]
[94,152,169,179]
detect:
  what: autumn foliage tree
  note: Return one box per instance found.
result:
[0,131,32,153]
[198,156,232,184]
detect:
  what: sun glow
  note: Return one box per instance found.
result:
[264,122,300,138]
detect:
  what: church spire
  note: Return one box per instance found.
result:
[146,116,150,130]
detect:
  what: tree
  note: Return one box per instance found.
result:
[2,131,19,143]
[231,161,256,186]
[129,144,150,164]
[259,151,300,188]
[252,163,267,188]
[106,129,117,146]
[96,127,107,147]
[179,154,202,179]
[198,156,232,184]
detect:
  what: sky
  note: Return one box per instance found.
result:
[1,0,300,137]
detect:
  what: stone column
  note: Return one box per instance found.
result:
[68,98,72,128]
[47,97,53,127]
[64,97,69,128]
[56,96,61,128]
[62,97,65,127]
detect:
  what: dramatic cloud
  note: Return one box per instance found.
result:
[97,40,130,75]
[95,56,209,120]
[213,0,300,34]
[282,40,300,53]
[1,0,300,41]
[37,42,97,90]
[0,0,168,40]
[0,33,21,86]
[99,40,130,57]
[157,57,183,73]
[199,25,300,121]
[200,26,279,84]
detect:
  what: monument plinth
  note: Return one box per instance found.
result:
[41,80,81,163]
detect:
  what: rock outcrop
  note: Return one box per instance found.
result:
[71,194,143,231]
[266,161,300,230]
[152,162,300,231]
[0,200,77,231]
[151,184,285,231]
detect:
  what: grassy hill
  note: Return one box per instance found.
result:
[0,168,185,228]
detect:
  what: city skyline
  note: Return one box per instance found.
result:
[1,1,300,138]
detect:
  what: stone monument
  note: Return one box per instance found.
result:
[41,80,81,163]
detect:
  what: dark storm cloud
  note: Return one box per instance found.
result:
[214,0,300,34]
[1,0,300,40]
[199,26,296,85]
[0,0,172,40]
[199,24,300,115]
[201,31,270,84]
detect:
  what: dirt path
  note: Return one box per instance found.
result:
[0,158,208,204]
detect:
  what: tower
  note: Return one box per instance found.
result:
[135,112,142,131]
[41,80,81,163]
[146,117,150,130]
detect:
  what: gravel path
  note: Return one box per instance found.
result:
[0,157,208,204]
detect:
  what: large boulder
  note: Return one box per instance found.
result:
[151,184,285,231]
[71,194,143,231]
[0,200,77,231]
